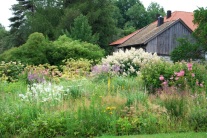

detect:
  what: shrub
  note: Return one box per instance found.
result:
[21,112,67,137]
[47,35,105,65]
[92,48,160,77]
[140,60,174,93]
[0,61,25,82]
[170,38,204,62]
[0,32,51,65]
[141,61,206,93]
[61,58,92,80]
[23,64,61,84]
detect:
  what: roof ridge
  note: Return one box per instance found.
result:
[122,24,151,45]
[143,20,178,44]
[172,11,193,13]
[110,10,196,46]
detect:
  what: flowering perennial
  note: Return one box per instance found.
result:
[19,82,64,103]
[159,62,204,90]
[92,48,160,76]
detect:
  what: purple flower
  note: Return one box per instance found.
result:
[112,65,120,72]
[27,71,45,83]
[102,64,110,73]
[92,65,100,74]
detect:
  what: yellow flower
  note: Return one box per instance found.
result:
[106,107,111,110]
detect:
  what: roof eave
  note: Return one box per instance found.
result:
[117,43,144,48]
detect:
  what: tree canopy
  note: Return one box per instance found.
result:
[0,0,175,62]
[193,7,207,51]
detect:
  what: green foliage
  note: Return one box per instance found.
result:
[0,24,10,53]
[147,2,166,23]
[0,80,27,93]
[61,58,92,80]
[157,91,187,117]
[56,0,118,52]
[0,32,51,65]
[188,93,207,131]
[1,73,207,137]
[67,14,99,44]
[22,113,66,137]
[23,64,61,84]
[0,33,104,66]
[122,25,136,36]
[170,38,203,62]
[140,60,174,93]
[0,61,25,82]
[48,35,105,65]
[193,7,207,51]
[141,60,207,93]
[26,7,63,40]
[114,0,142,28]
[126,2,149,29]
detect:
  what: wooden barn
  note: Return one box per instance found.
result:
[110,11,197,58]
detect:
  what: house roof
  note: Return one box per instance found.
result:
[110,11,197,46]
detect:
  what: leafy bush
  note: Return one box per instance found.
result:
[23,64,61,84]
[0,32,51,65]
[0,61,25,82]
[140,60,174,93]
[61,58,92,80]
[21,112,67,137]
[170,38,204,62]
[141,61,206,93]
[47,35,105,65]
[0,33,104,66]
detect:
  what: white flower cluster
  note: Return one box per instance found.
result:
[101,48,160,76]
[19,82,64,103]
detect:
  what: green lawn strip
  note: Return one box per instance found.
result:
[99,132,207,138]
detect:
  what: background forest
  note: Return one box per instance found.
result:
[0,0,166,57]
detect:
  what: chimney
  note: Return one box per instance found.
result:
[167,10,171,19]
[156,14,160,20]
[157,16,164,26]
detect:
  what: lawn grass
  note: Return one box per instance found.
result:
[99,132,207,138]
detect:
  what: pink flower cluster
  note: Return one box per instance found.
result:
[159,75,164,81]
[159,62,204,88]
[196,80,204,87]
[187,63,192,71]
[159,75,167,85]
[175,70,185,77]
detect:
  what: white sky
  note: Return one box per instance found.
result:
[0,0,207,30]
[141,0,206,12]
[0,0,17,30]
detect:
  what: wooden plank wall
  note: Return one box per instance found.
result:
[146,21,192,55]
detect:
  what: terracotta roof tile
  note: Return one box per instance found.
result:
[109,29,142,45]
[164,11,197,31]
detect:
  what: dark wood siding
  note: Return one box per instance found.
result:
[146,21,192,55]
[146,37,157,53]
